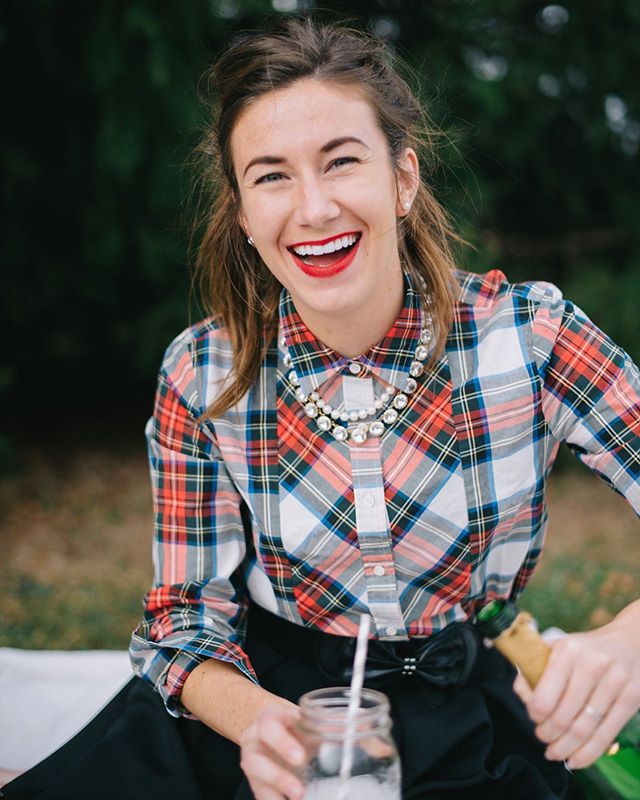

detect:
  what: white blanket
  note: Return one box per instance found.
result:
[0,648,132,771]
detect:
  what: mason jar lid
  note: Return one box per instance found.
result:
[299,687,391,739]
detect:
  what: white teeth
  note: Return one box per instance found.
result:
[291,234,358,257]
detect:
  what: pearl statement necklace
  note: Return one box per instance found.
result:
[281,313,433,444]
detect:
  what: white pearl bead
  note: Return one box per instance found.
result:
[367,406,376,416]
[340,412,349,422]
[357,408,368,420]
[349,411,359,422]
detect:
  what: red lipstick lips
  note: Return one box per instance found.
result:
[288,232,361,278]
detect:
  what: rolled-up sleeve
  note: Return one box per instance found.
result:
[534,287,640,514]
[129,334,257,717]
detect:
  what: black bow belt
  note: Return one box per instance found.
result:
[248,604,481,692]
[316,620,480,689]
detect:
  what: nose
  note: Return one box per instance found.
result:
[292,174,340,229]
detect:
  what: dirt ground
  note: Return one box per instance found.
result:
[1,445,638,648]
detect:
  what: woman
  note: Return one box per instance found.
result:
[5,15,639,800]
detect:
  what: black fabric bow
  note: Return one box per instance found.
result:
[316,622,480,690]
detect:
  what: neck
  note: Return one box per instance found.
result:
[296,275,405,358]
[309,312,397,358]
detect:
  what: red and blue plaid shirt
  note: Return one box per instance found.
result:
[130,269,640,715]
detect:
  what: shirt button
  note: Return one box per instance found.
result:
[373,564,385,577]
[385,626,398,637]
[348,362,362,375]
[363,494,375,507]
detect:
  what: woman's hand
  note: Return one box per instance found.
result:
[513,600,640,769]
[239,702,306,800]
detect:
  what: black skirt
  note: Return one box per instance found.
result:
[3,606,577,799]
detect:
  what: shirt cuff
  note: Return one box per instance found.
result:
[130,633,258,718]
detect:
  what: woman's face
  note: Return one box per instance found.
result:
[231,79,418,339]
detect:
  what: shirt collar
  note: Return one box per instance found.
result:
[278,274,426,398]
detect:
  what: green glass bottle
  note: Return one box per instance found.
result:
[476,600,640,800]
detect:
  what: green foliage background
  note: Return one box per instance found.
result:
[2,0,639,450]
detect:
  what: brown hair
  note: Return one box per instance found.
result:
[193,16,462,419]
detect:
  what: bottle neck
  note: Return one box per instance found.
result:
[475,599,519,639]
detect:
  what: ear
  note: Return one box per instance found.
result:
[395,147,420,216]
[238,205,250,239]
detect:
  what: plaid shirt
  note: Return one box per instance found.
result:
[130,269,640,715]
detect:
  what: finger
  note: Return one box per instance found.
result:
[563,666,636,767]
[534,662,599,745]
[255,715,306,768]
[250,784,286,800]
[513,671,533,705]
[564,701,629,770]
[241,752,304,800]
[360,734,394,758]
[525,639,574,724]
[543,702,602,763]
[543,662,628,763]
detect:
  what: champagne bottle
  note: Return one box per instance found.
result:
[476,600,640,800]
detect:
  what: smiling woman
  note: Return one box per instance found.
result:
[232,78,416,355]
[5,14,640,800]
[193,18,460,420]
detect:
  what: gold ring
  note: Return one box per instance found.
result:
[584,703,604,722]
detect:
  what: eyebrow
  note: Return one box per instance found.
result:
[242,136,368,178]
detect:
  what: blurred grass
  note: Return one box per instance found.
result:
[0,446,638,649]
[2,576,146,649]
[0,447,153,650]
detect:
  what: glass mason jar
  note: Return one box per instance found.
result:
[297,687,401,800]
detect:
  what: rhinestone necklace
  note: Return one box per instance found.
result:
[281,313,433,444]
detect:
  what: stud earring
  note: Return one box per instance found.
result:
[402,201,411,211]
[247,236,255,246]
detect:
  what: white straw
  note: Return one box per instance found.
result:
[337,613,371,800]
